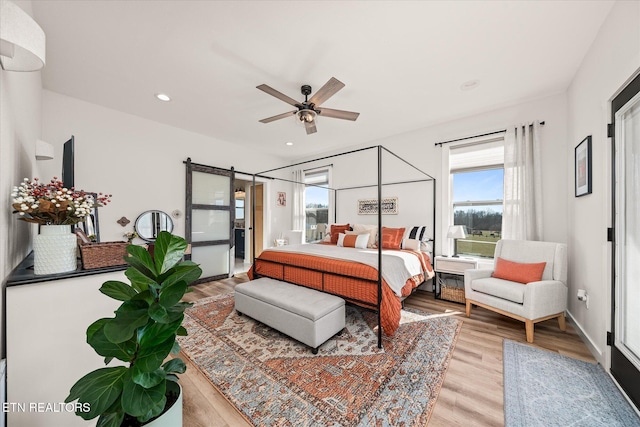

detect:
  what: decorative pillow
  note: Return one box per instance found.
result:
[352,223,378,248]
[402,238,420,251]
[379,227,405,250]
[330,224,350,244]
[492,257,547,284]
[337,233,369,249]
[403,226,431,251]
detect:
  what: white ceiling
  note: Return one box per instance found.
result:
[31,0,614,160]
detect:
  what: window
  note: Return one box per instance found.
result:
[449,138,504,257]
[304,168,330,242]
[235,198,244,220]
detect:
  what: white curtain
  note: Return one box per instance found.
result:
[291,169,305,233]
[502,121,543,241]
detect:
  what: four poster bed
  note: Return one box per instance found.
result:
[249,146,436,348]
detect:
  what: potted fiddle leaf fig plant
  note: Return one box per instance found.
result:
[65,231,201,427]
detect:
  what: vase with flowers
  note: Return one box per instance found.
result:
[11,177,111,275]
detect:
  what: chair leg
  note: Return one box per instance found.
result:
[465,300,472,317]
[525,320,534,343]
[557,313,566,331]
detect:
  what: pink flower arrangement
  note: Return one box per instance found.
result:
[11,177,111,225]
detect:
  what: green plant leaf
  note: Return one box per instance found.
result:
[176,325,188,336]
[148,302,169,323]
[125,267,155,293]
[132,367,166,388]
[162,358,186,374]
[166,374,179,383]
[159,280,187,308]
[138,398,167,424]
[139,318,182,348]
[65,366,127,420]
[135,336,175,373]
[125,245,157,278]
[153,231,187,275]
[96,411,124,427]
[100,281,137,301]
[87,319,136,362]
[103,300,149,344]
[171,340,181,354]
[158,261,202,289]
[104,356,113,365]
[131,289,154,305]
[121,377,166,419]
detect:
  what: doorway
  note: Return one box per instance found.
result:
[233,174,265,275]
[610,71,640,409]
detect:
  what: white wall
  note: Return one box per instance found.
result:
[566,0,640,365]
[305,93,568,256]
[0,0,43,359]
[38,90,287,245]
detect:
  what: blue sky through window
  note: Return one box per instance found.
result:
[453,168,504,213]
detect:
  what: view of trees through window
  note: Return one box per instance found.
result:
[452,168,503,257]
[304,169,329,242]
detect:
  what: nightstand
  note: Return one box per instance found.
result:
[434,256,478,303]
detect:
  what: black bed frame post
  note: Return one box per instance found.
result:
[377,145,383,349]
[251,173,257,278]
[432,178,437,258]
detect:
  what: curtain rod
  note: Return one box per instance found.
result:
[434,121,545,147]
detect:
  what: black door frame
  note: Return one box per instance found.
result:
[610,72,640,409]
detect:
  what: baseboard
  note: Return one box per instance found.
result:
[566,310,604,364]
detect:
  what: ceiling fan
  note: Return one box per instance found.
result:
[257,77,360,135]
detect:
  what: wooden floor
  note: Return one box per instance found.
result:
[179,274,595,426]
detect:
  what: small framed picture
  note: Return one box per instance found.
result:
[276,192,286,207]
[575,136,592,197]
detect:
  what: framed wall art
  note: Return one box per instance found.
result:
[276,192,286,207]
[357,197,398,215]
[575,135,592,197]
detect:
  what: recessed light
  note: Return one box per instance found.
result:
[460,80,480,91]
[285,142,294,146]
[155,93,171,102]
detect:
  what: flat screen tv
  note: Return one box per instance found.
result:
[62,136,74,189]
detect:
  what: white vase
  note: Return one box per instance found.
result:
[33,225,77,275]
[145,385,183,427]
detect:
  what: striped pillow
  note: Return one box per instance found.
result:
[403,226,432,251]
[337,233,369,249]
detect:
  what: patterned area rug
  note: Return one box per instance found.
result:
[179,294,462,426]
[503,340,640,427]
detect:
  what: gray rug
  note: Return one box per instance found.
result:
[503,340,640,427]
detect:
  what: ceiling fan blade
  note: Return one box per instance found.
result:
[308,77,345,107]
[257,84,300,107]
[259,110,297,123]
[304,120,317,135]
[317,107,360,121]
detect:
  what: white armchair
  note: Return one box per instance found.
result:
[464,239,568,343]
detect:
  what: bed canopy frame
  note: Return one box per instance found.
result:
[251,145,436,348]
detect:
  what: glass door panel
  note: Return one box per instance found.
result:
[191,210,231,242]
[191,245,230,278]
[186,159,234,283]
[192,172,231,206]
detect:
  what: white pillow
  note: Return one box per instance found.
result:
[337,233,369,249]
[402,238,420,251]
[352,223,378,248]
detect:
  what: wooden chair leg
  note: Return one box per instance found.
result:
[557,313,566,331]
[525,320,534,343]
[465,300,472,317]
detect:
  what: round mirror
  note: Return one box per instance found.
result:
[134,210,174,242]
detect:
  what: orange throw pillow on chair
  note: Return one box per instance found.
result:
[492,257,546,284]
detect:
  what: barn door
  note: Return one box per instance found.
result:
[185,158,235,283]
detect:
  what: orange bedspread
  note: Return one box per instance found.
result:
[247,248,433,335]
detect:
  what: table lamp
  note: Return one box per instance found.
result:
[447,225,467,257]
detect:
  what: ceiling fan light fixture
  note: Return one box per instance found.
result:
[297,109,316,123]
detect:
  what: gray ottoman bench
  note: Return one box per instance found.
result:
[234,277,345,354]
